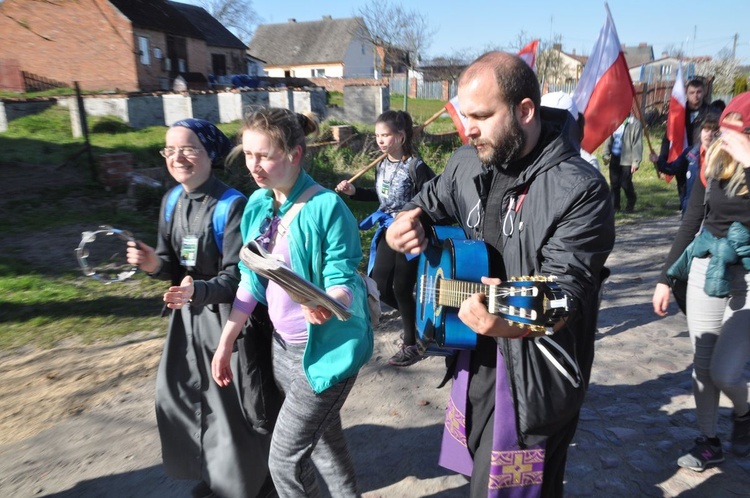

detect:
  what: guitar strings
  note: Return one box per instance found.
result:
[421,284,538,298]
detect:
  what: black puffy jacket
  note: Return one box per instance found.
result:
[406,107,615,445]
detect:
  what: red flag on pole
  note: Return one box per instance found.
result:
[572,4,635,153]
[518,40,540,72]
[666,64,688,162]
[444,40,540,144]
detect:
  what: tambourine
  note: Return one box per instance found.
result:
[75,226,137,283]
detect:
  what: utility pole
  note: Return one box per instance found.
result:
[733,33,739,60]
[692,25,697,57]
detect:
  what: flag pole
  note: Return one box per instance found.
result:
[631,99,656,156]
[344,107,446,184]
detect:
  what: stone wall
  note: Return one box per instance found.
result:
[342,86,389,124]
[2,85,389,136]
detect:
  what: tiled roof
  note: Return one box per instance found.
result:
[109,0,204,39]
[622,44,655,68]
[169,2,246,49]
[248,17,364,65]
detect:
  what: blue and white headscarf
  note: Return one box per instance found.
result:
[171,118,234,165]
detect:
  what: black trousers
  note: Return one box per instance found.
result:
[370,236,419,345]
[608,155,637,211]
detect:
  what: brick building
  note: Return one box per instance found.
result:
[0,0,247,92]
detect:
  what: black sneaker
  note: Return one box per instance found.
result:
[731,410,750,457]
[388,344,423,367]
[677,436,724,472]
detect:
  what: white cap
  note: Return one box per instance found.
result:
[541,91,579,118]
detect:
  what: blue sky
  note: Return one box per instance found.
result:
[180,0,749,63]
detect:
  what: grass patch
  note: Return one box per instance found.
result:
[389,94,465,134]
[0,87,78,99]
[0,267,165,349]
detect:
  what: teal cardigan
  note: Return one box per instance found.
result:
[667,221,750,297]
[239,171,373,393]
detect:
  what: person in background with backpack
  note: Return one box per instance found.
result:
[212,108,373,497]
[652,93,750,473]
[336,110,436,367]
[126,118,275,498]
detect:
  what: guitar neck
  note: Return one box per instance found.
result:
[437,279,490,308]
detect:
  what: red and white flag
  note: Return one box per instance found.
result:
[666,64,687,162]
[444,95,468,144]
[444,41,540,144]
[518,39,539,72]
[572,5,635,153]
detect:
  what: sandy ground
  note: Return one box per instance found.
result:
[1,163,748,497]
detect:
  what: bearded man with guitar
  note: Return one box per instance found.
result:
[386,52,615,498]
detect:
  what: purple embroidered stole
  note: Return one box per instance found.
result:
[439,349,545,497]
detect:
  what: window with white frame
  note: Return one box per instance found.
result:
[138,37,150,65]
[312,68,326,77]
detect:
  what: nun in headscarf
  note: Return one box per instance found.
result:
[126,118,277,498]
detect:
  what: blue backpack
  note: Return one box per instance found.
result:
[164,185,246,253]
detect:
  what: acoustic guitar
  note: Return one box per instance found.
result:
[416,226,569,349]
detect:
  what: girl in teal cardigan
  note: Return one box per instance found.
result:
[212,108,372,497]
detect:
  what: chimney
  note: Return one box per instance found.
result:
[662,51,668,58]
[322,15,332,20]
[288,18,296,23]
[639,42,647,47]
[553,43,562,51]
[572,49,576,55]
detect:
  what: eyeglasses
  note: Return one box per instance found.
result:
[160,146,202,158]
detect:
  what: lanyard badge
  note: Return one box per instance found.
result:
[180,235,199,267]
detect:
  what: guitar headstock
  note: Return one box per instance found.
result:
[489,275,569,331]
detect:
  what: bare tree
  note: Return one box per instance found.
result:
[535,34,566,86]
[422,50,473,83]
[662,44,685,59]
[198,0,258,44]
[509,30,533,52]
[355,0,435,74]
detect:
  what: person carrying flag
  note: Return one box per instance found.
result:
[650,78,715,208]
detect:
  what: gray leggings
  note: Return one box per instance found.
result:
[269,334,359,497]
[686,257,750,437]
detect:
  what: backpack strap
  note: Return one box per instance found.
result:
[212,187,246,253]
[275,184,323,242]
[164,183,247,253]
[405,155,421,186]
[164,185,184,225]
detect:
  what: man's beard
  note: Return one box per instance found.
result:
[471,114,526,167]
